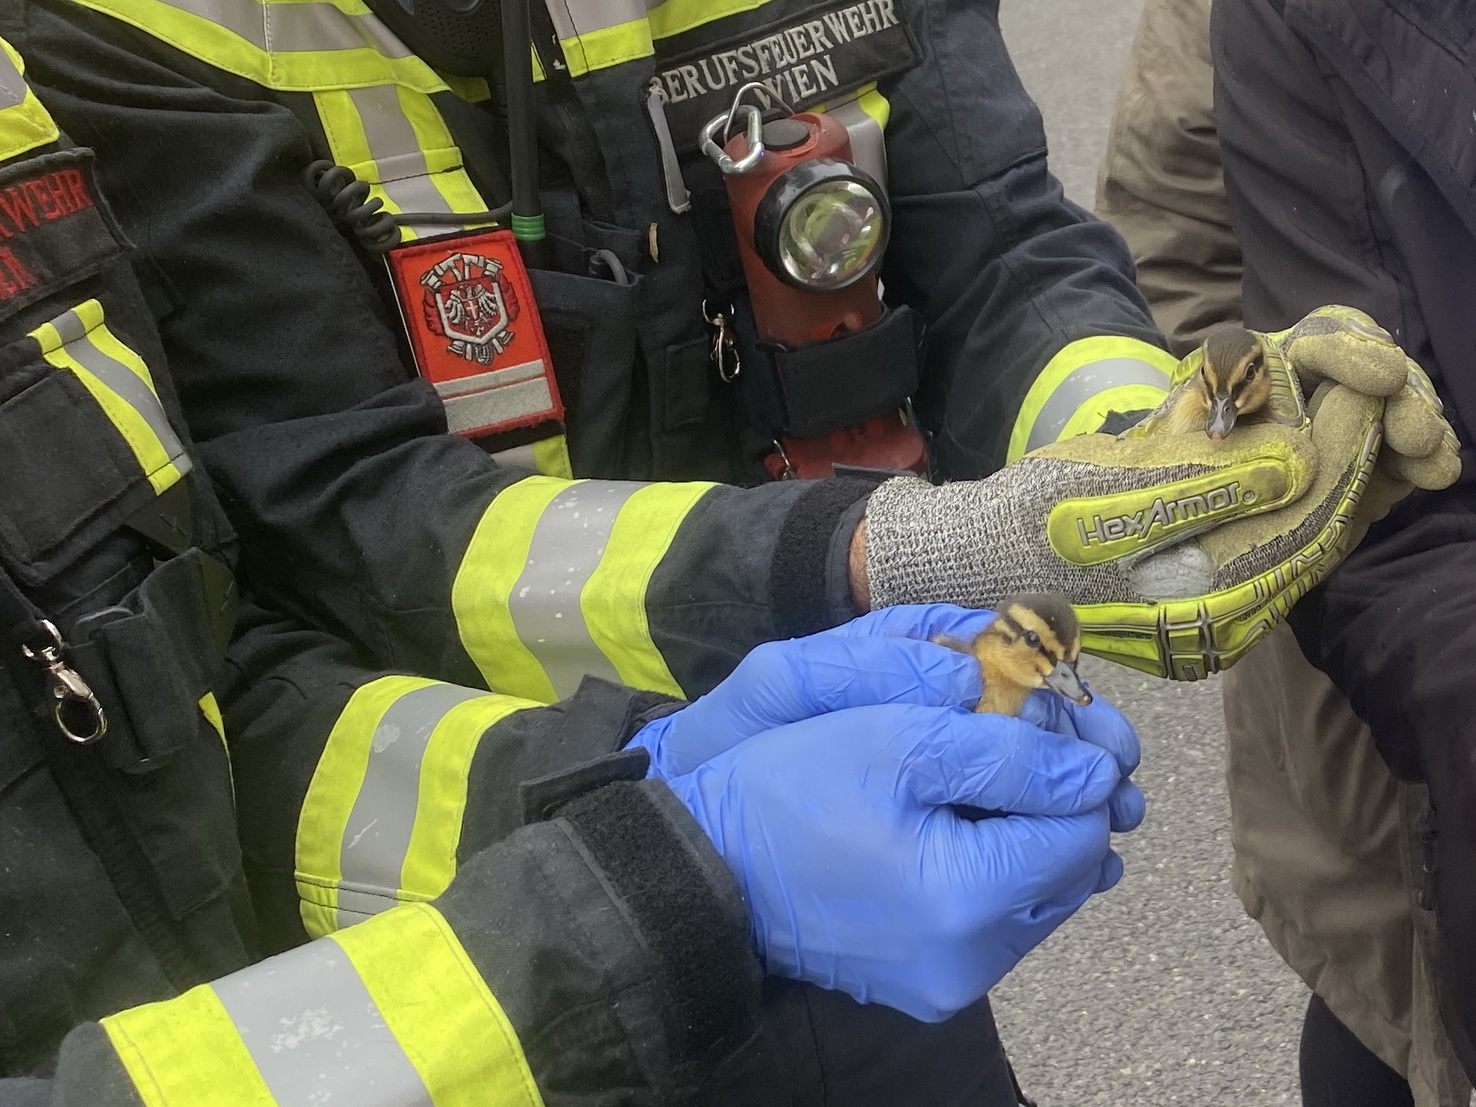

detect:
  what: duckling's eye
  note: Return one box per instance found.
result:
[1023,630,1041,648]
[1244,357,1261,380]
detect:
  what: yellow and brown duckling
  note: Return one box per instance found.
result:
[1162,325,1272,440]
[934,594,1092,718]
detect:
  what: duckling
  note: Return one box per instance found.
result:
[933,594,1092,718]
[1161,326,1272,440]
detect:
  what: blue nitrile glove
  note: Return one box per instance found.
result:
[822,604,1146,834]
[626,607,986,781]
[665,702,1125,1023]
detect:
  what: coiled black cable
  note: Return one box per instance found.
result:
[303,160,513,254]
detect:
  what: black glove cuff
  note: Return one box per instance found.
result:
[769,476,879,638]
[558,781,761,1070]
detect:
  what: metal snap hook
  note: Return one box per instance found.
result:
[21,619,107,744]
[700,103,766,175]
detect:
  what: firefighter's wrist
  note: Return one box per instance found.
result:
[848,519,872,611]
[447,779,761,1076]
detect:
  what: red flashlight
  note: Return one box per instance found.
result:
[718,110,928,480]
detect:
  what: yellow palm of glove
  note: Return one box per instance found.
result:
[863,307,1459,682]
[1057,388,1379,679]
[1074,305,1456,678]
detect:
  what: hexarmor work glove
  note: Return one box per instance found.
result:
[864,307,1459,681]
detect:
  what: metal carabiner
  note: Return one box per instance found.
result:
[700,103,766,175]
[702,299,741,382]
[21,619,107,744]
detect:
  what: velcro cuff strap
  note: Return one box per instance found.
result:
[519,747,650,826]
[768,304,921,437]
[557,781,760,1066]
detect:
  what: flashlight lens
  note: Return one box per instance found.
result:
[776,179,886,290]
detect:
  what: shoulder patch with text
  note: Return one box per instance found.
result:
[655,0,920,155]
[0,149,127,323]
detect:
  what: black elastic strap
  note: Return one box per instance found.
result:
[766,304,922,436]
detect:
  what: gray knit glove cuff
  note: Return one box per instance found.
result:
[862,465,1163,611]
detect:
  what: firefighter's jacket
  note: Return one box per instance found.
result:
[0,0,1171,1099]
[0,62,790,1106]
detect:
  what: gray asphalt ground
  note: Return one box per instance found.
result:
[987,3,1307,1103]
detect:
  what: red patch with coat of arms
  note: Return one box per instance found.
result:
[386,228,563,440]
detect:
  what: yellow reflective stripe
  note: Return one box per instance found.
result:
[455,478,713,701]
[856,84,890,130]
[531,434,573,479]
[398,693,533,900]
[817,83,888,184]
[452,476,570,703]
[1007,335,1177,462]
[314,87,374,166]
[103,985,276,1107]
[560,19,655,77]
[395,85,490,216]
[313,87,408,232]
[198,691,234,801]
[0,40,59,162]
[298,677,537,936]
[647,0,767,40]
[31,303,188,496]
[582,481,712,696]
[70,0,449,93]
[199,692,225,740]
[315,86,491,244]
[1057,383,1171,441]
[333,904,544,1107]
[295,674,438,937]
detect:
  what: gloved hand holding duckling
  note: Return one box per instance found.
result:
[932,594,1091,718]
[859,306,1461,681]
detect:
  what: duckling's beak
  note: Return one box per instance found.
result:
[1043,661,1092,706]
[1207,396,1237,441]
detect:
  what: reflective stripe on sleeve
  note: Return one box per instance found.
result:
[452,477,713,703]
[1006,335,1177,462]
[103,904,543,1107]
[31,299,192,495]
[296,677,536,937]
[0,40,59,162]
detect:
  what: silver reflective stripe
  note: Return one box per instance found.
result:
[0,47,27,109]
[542,0,649,41]
[336,885,397,921]
[347,84,458,238]
[51,308,192,475]
[827,96,886,187]
[489,443,540,471]
[337,683,485,929]
[154,0,413,58]
[433,360,547,399]
[507,482,633,696]
[1025,357,1173,452]
[442,376,555,435]
[213,939,434,1106]
[273,5,416,58]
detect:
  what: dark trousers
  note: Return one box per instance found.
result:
[703,983,1019,1106]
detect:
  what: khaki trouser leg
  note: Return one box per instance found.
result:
[1224,624,1471,1107]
